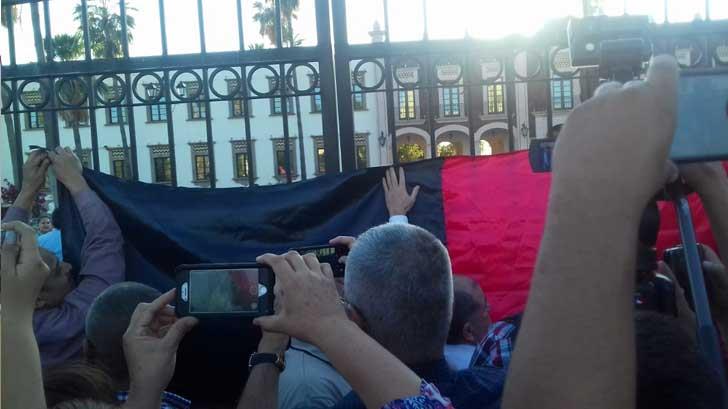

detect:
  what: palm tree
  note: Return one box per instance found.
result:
[1,6,21,182]
[53,33,89,161]
[252,0,309,179]
[74,0,136,178]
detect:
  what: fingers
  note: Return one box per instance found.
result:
[302,252,321,273]
[701,245,722,265]
[594,81,622,97]
[161,316,198,349]
[1,221,40,251]
[410,185,420,202]
[645,55,679,119]
[253,314,284,333]
[28,150,47,166]
[283,251,308,272]
[386,167,396,190]
[321,262,334,280]
[329,236,355,249]
[664,161,679,185]
[257,253,295,284]
[382,178,389,195]
[0,243,20,275]
[398,167,406,187]
[129,289,176,331]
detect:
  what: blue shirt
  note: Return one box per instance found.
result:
[330,358,505,409]
[38,228,63,261]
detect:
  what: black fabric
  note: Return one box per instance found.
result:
[57,159,445,404]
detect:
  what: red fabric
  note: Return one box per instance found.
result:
[442,152,724,322]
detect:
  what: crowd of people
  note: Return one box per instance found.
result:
[2,55,728,409]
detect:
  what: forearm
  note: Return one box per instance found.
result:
[11,189,37,214]
[698,178,728,263]
[2,316,47,409]
[75,188,125,284]
[503,191,639,409]
[316,320,421,409]
[236,365,280,409]
[123,386,163,409]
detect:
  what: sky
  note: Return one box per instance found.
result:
[1,0,727,65]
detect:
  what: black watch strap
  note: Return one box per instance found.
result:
[248,352,285,372]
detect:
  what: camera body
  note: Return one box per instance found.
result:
[291,244,349,277]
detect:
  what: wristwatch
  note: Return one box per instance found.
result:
[248,351,286,372]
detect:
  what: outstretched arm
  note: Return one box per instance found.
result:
[3,150,50,223]
[503,56,679,409]
[383,167,420,223]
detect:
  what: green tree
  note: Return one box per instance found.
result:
[1,6,22,182]
[74,0,136,178]
[437,142,457,157]
[252,0,308,179]
[398,143,425,163]
[53,33,89,161]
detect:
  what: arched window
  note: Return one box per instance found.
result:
[479,139,493,156]
[437,141,457,157]
[398,143,425,163]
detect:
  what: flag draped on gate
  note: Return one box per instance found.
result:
[57,151,722,401]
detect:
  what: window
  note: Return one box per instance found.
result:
[106,147,130,179]
[189,143,210,183]
[309,75,321,113]
[150,145,172,184]
[269,77,294,115]
[442,87,461,117]
[80,149,93,169]
[272,138,297,180]
[355,133,369,169]
[227,79,247,118]
[551,79,573,110]
[26,111,45,129]
[147,98,168,122]
[352,72,367,111]
[188,101,207,120]
[107,106,128,124]
[398,90,416,120]
[486,84,505,114]
[312,136,325,175]
[231,140,253,182]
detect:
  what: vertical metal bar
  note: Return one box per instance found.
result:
[163,70,178,187]
[383,0,391,43]
[464,54,477,155]
[6,5,17,66]
[11,80,24,186]
[240,65,255,187]
[422,0,428,41]
[316,0,341,174]
[43,0,54,62]
[545,48,553,137]
[279,63,293,183]
[274,0,284,49]
[705,0,710,20]
[87,75,100,171]
[197,0,215,187]
[504,55,516,152]
[119,0,130,58]
[81,0,92,60]
[664,0,669,23]
[158,0,168,56]
[331,0,355,171]
[236,0,245,51]
[385,57,398,165]
[123,73,139,180]
[426,58,437,159]
[197,0,206,54]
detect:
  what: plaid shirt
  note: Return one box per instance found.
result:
[469,320,518,369]
[117,390,191,409]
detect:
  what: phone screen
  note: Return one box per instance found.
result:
[670,72,728,163]
[188,268,263,313]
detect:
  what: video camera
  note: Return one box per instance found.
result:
[529,14,728,172]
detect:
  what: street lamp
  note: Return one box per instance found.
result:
[520,123,529,138]
[378,131,387,147]
[176,82,187,98]
[144,83,161,100]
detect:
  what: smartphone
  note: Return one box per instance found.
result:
[670,71,728,163]
[291,245,349,277]
[175,263,275,318]
[663,244,706,311]
[529,71,728,172]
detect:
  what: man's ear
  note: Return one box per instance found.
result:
[463,322,476,345]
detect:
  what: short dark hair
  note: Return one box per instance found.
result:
[447,289,479,344]
[345,223,453,364]
[51,400,119,409]
[85,282,161,384]
[43,362,117,407]
[635,311,722,409]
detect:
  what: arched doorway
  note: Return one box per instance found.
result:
[435,131,469,157]
[479,139,492,156]
[396,132,428,163]
[479,128,508,155]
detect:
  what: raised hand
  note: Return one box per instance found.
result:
[48,147,88,195]
[0,221,50,317]
[383,167,420,217]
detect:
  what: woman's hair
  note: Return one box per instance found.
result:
[51,399,119,409]
[43,361,118,408]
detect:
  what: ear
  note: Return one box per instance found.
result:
[463,322,476,344]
